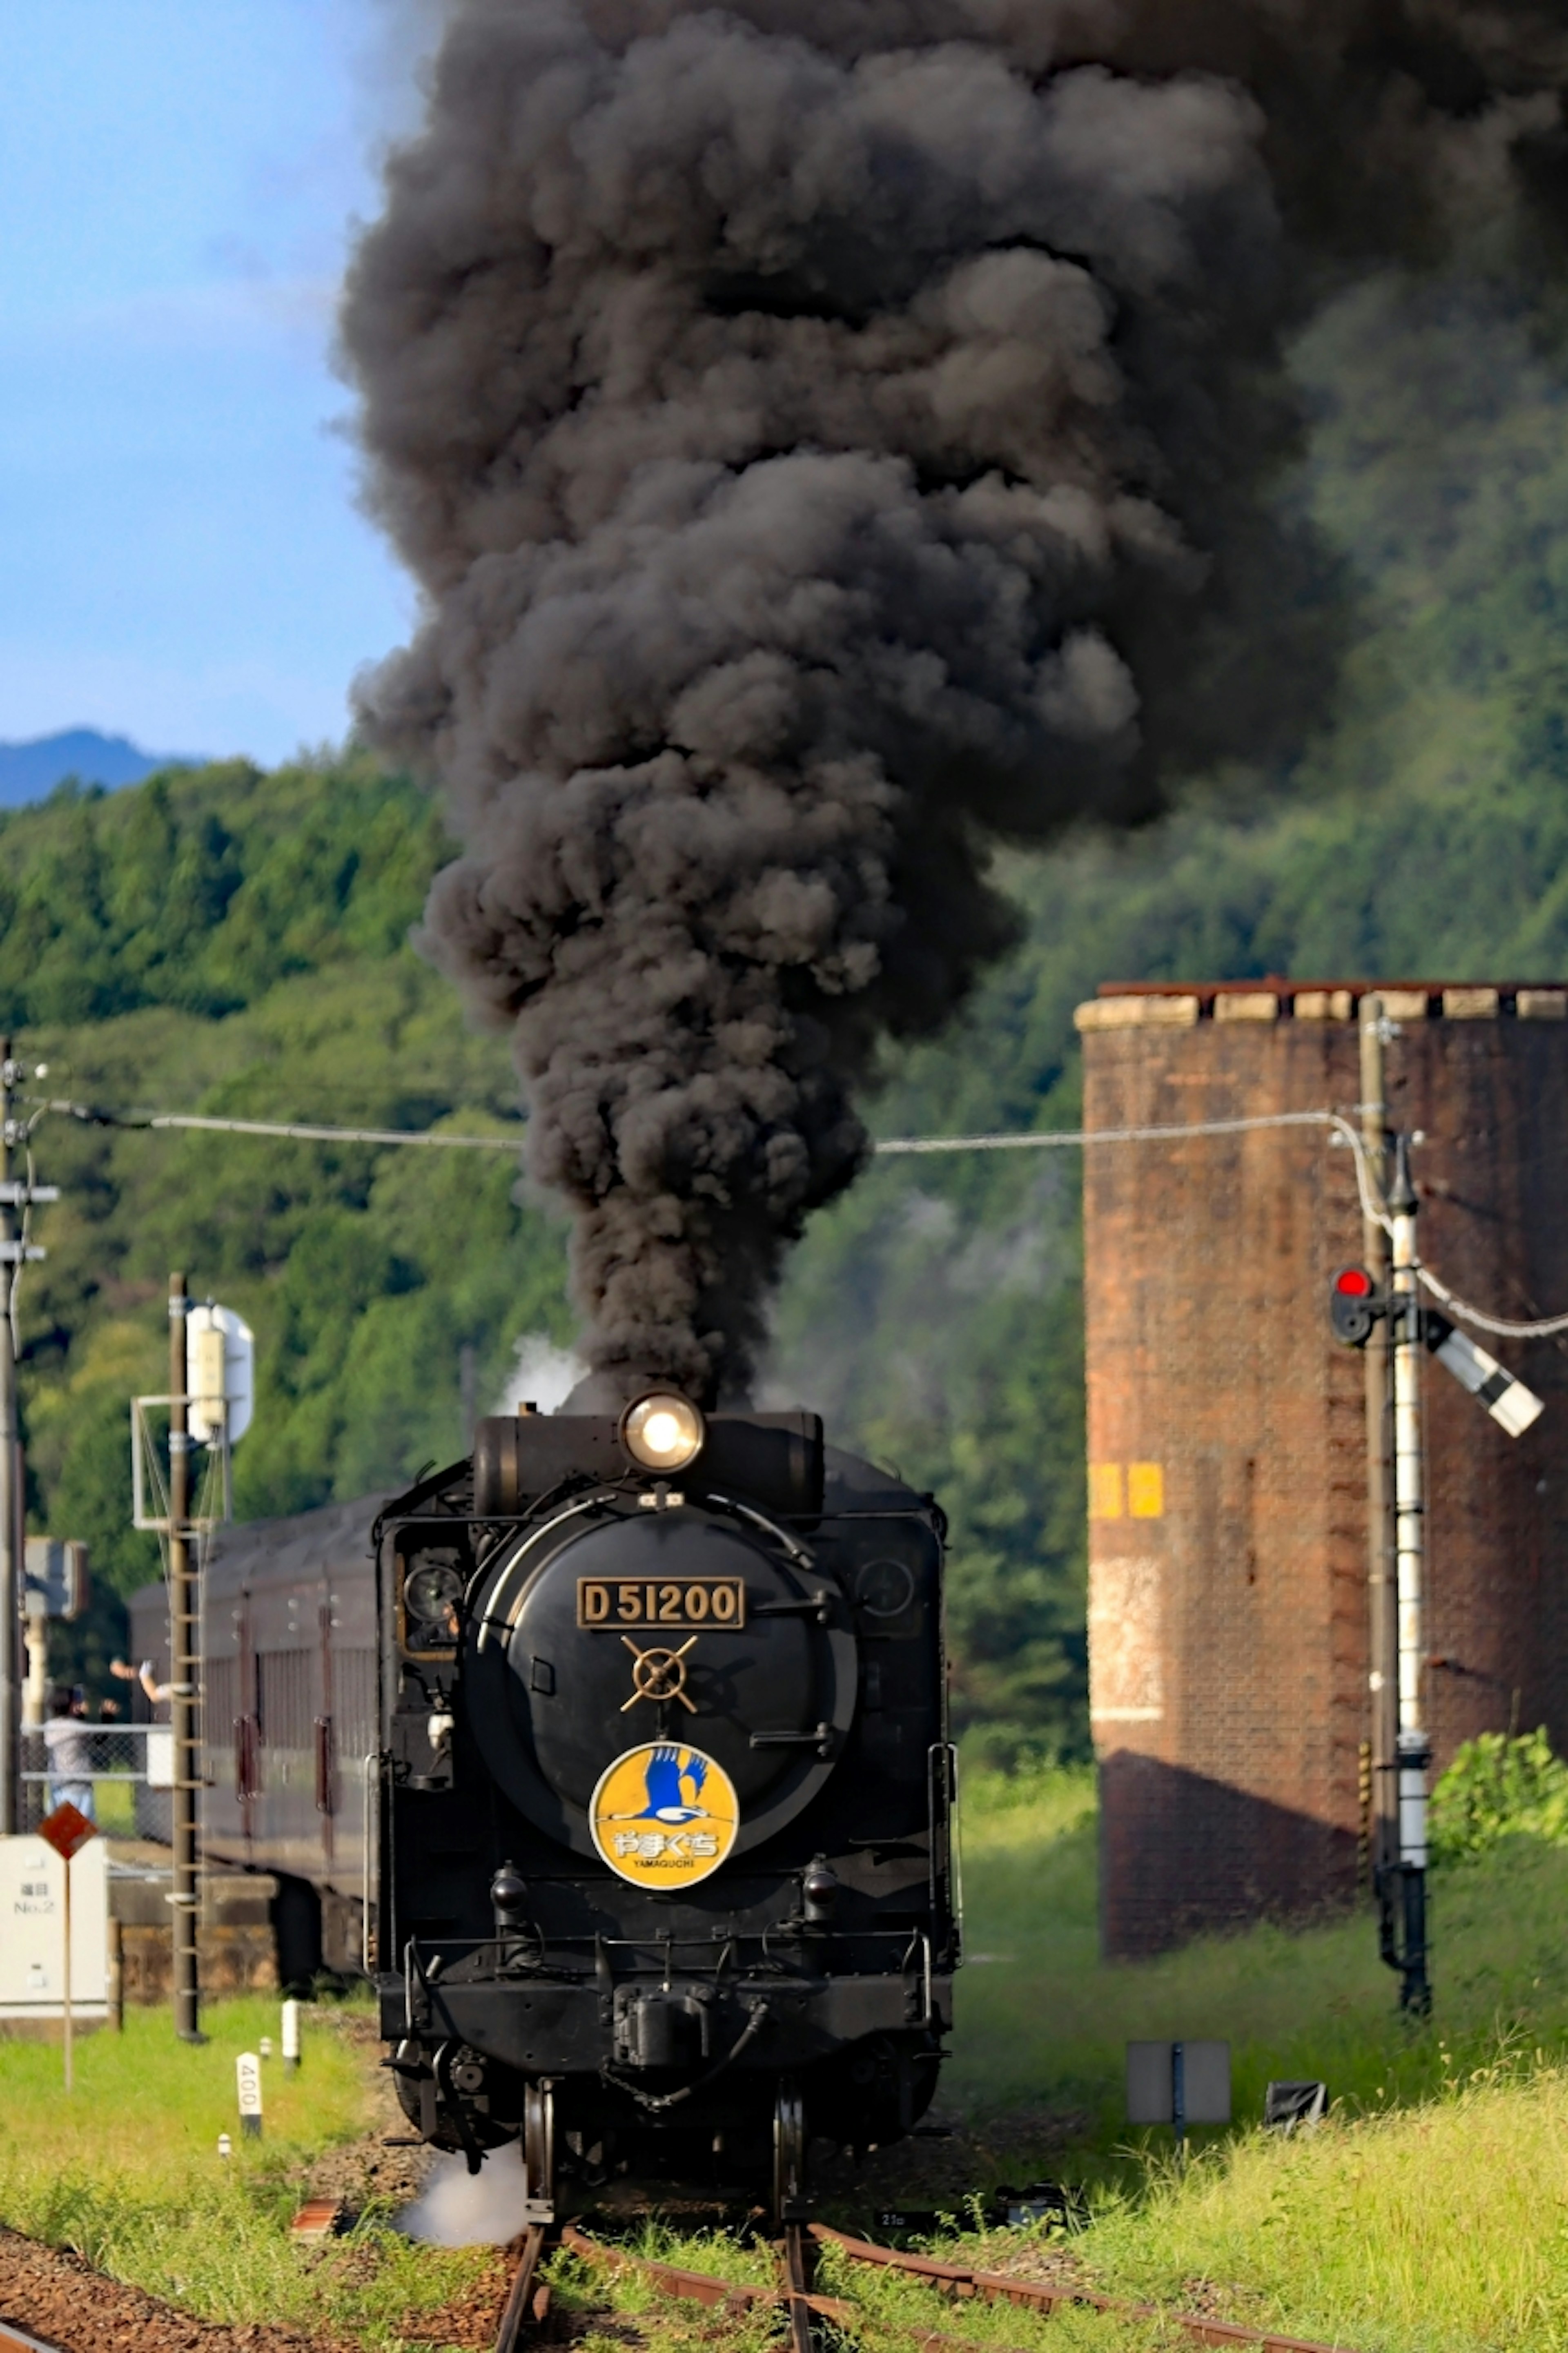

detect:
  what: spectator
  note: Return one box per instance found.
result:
[110,1656,171,1715]
[43,1685,95,1820]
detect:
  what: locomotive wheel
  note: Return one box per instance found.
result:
[523,2079,556,2225]
[772,2077,808,2226]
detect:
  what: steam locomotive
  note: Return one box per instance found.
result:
[134,1390,957,2216]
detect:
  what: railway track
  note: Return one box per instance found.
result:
[0,2323,64,2353]
[494,2222,551,2353]
[495,2216,1365,2353]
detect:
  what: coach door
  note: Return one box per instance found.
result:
[249,1536,330,1881]
[200,1571,253,1863]
[322,1509,379,1932]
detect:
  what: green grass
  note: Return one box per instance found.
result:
[809,2242,1161,2353]
[935,1761,1568,2351]
[549,2226,785,2353]
[0,1992,491,2349]
[90,1777,138,1835]
[1075,2060,1568,2353]
[951,1761,1568,2149]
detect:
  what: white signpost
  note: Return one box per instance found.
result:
[0,1836,109,2032]
[237,2050,263,2140]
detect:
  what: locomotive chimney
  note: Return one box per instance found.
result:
[561,1365,688,1416]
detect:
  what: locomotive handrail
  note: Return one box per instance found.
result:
[394,1924,945,1976]
[402,1925,937,1946]
[701,1490,815,1567]
[473,1492,619,1651]
[362,1752,379,1975]
[900,1929,935,2024]
[750,1722,834,1756]
[927,1740,959,1955]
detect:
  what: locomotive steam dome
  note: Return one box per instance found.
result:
[466,1501,858,1860]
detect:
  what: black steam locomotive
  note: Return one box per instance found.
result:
[136,1390,957,2217]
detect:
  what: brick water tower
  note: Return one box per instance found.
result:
[1077,980,1568,1958]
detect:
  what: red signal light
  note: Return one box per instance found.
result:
[1330,1265,1381,1348]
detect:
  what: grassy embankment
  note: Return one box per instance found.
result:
[7,1761,1568,2351]
[938,1761,1568,2353]
[0,1992,492,2346]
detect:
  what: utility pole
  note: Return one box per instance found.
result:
[0,1040,19,1833]
[0,1044,58,1830]
[1387,1137,1431,2013]
[1358,999,1399,1921]
[168,1272,205,2042]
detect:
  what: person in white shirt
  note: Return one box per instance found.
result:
[109,1656,172,1712]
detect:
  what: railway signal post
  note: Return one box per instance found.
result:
[1357,997,1399,1934]
[1332,1132,1546,2014]
[1386,1138,1431,2016]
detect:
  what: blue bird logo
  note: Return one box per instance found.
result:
[634,1744,710,1823]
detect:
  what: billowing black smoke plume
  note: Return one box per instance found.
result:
[342,0,1566,1403]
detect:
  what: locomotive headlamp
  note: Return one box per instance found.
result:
[620,1391,706,1473]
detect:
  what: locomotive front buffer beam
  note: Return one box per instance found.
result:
[379,1966,954,2074]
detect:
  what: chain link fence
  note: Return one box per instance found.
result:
[19,1722,174,1841]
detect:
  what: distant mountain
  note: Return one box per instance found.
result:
[0,729,205,809]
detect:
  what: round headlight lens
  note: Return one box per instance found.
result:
[621,1391,706,1473]
[404,1561,463,1641]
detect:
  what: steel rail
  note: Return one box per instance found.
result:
[560,2225,852,2326]
[494,2222,550,2353]
[810,2223,1361,2353]
[0,2323,65,2353]
[782,2222,817,2353]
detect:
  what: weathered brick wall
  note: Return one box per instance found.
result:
[107,1844,279,2001]
[1080,984,1568,1956]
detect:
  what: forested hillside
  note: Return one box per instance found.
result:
[12,271,1568,1746]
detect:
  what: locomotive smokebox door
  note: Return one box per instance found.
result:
[466,1505,858,1857]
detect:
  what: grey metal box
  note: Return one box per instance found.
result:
[1126,2039,1231,2124]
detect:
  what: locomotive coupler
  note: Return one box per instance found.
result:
[612,1983,714,2068]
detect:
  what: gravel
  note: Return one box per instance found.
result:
[0,2228,343,2353]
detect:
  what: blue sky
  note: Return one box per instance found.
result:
[0,2,435,765]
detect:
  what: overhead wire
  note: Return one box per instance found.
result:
[1407,1267,1568,1341]
[877,1107,1396,1237]
[25,1090,1568,1343]
[26,1097,522,1151]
